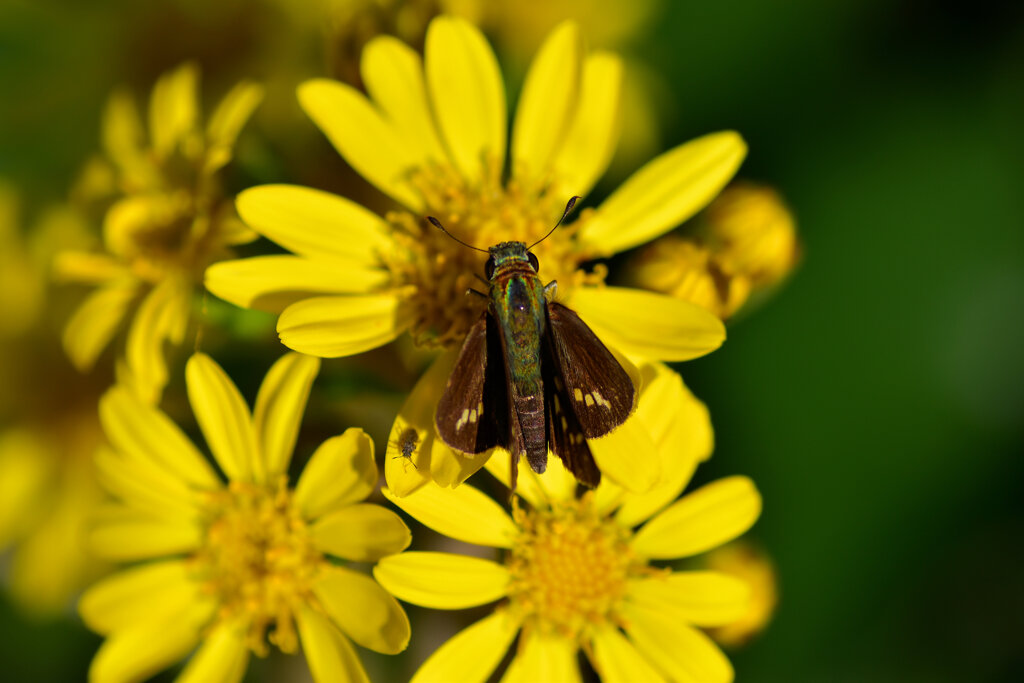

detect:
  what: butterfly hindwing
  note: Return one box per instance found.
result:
[435,312,508,454]
[542,333,600,487]
[545,302,635,438]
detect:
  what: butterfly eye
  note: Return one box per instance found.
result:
[527,251,539,272]
[484,256,496,280]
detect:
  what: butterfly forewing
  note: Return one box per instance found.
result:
[545,302,635,437]
[435,312,508,453]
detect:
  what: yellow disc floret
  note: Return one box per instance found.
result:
[506,495,639,640]
[193,477,324,657]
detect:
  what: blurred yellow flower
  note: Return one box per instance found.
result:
[376,375,759,682]
[704,541,778,647]
[0,185,46,338]
[208,17,742,493]
[56,64,263,403]
[80,352,410,683]
[0,420,105,615]
[626,182,800,319]
[0,185,110,614]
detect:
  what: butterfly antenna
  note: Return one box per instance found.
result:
[427,216,489,253]
[528,195,581,249]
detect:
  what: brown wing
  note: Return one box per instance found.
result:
[542,335,600,487]
[545,302,635,438]
[435,312,508,454]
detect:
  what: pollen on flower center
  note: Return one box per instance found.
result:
[193,477,324,657]
[506,495,637,639]
[382,160,606,349]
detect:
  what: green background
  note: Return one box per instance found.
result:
[2,0,1022,681]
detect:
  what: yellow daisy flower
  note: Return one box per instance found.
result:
[375,362,760,682]
[625,182,800,319]
[80,352,411,683]
[56,64,263,403]
[207,17,741,492]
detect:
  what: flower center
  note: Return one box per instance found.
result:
[193,478,324,657]
[382,160,606,349]
[112,147,226,284]
[506,495,638,640]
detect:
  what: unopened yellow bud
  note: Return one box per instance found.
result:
[706,183,798,286]
[704,541,778,647]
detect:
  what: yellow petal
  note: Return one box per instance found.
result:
[102,89,148,176]
[626,571,750,627]
[551,52,623,197]
[90,508,203,561]
[588,623,666,683]
[311,503,410,562]
[362,36,447,166]
[186,353,258,482]
[621,601,734,683]
[177,618,249,683]
[8,459,99,614]
[616,364,713,527]
[52,251,130,284]
[235,184,393,262]
[570,286,725,361]
[503,630,580,683]
[314,565,410,654]
[511,21,582,180]
[589,408,660,493]
[411,610,521,683]
[632,476,761,559]
[429,438,492,489]
[79,560,199,634]
[125,276,191,405]
[205,255,391,314]
[383,418,431,498]
[382,483,516,549]
[96,446,200,520]
[0,431,51,548]
[425,17,507,181]
[88,598,214,683]
[149,63,199,159]
[99,386,220,489]
[384,353,487,496]
[62,279,137,371]
[252,352,320,480]
[592,476,626,518]
[297,80,424,210]
[204,80,263,174]
[296,606,370,683]
[579,131,747,256]
[294,428,377,520]
[277,293,413,358]
[374,552,509,609]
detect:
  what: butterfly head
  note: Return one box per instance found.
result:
[485,242,539,280]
